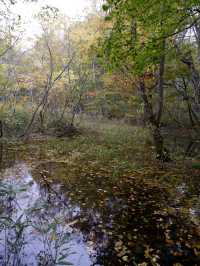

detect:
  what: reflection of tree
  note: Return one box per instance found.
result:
[0,142,3,168]
[0,177,72,266]
[33,168,200,266]
[0,160,199,266]
[0,180,30,266]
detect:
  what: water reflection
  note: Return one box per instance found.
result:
[0,164,92,266]
[0,143,199,265]
[32,162,200,265]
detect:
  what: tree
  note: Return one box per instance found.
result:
[100,0,200,160]
[21,7,75,136]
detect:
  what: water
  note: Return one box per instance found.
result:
[0,163,92,266]
[0,141,199,265]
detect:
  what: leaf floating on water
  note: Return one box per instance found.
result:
[66,219,79,227]
[122,255,129,262]
[115,240,123,249]
[194,248,200,256]
[56,262,73,266]
[51,232,58,241]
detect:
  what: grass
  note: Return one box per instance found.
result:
[32,119,155,177]
[2,117,199,182]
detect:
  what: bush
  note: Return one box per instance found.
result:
[0,104,31,136]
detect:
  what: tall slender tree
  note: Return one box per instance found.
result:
[100,0,200,160]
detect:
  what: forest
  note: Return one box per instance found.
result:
[0,0,199,265]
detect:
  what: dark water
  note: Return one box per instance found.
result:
[0,141,199,265]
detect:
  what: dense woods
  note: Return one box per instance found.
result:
[0,0,199,160]
[0,0,199,265]
[0,1,199,151]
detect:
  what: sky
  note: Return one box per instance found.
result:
[14,0,92,19]
[12,0,93,39]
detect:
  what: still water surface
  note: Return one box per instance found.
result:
[0,142,199,265]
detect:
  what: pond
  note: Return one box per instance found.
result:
[0,141,199,265]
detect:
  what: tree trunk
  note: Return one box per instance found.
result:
[182,51,200,104]
[0,121,3,138]
[39,111,45,133]
[156,39,166,124]
[152,125,166,160]
[194,22,200,64]
[138,78,170,161]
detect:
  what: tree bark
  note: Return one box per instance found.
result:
[0,121,3,138]
[156,39,166,124]
[152,125,165,159]
[181,51,200,104]
[138,79,169,161]
[138,64,171,161]
[194,21,200,64]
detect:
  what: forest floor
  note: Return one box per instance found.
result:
[19,119,200,174]
[0,120,200,265]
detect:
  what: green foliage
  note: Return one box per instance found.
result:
[192,163,200,169]
[100,0,200,74]
[0,104,32,135]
